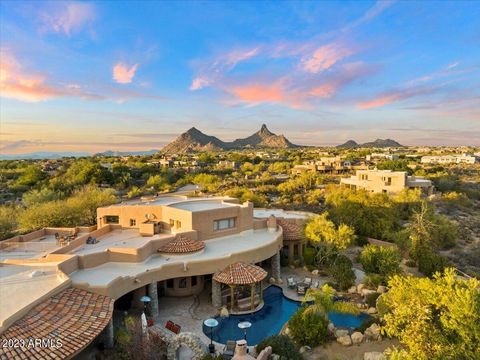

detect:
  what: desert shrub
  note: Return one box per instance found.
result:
[303,247,316,266]
[359,245,402,278]
[288,306,329,347]
[417,248,449,277]
[256,334,302,360]
[364,274,383,288]
[365,292,381,308]
[201,355,224,360]
[405,259,416,268]
[330,255,356,291]
[355,234,369,246]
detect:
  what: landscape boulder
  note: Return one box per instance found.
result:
[351,331,364,345]
[335,329,349,338]
[269,277,276,284]
[299,346,311,354]
[361,289,377,297]
[364,351,384,360]
[367,307,378,314]
[337,335,352,346]
[357,283,366,293]
[348,286,357,294]
[327,322,335,334]
[311,269,319,276]
[377,285,387,294]
[364,323,382,341]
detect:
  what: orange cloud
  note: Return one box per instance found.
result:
[309,83,336,98]
[0,50,65,102]
[301,43,354,73]
[358,85,439,109]
[38,1,96,35]
[358,94,402,109]
[230,82,285,104]
[113,63,139,84]
[189,77,210,91]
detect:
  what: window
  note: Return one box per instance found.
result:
[176,220,181,229]
[169,219,175,227]
[192,276,198,287]
[130,219,136,226]
[214,217,236,231]
[166,279,174,289]
[179,278,187,288]
[105,215,119,224]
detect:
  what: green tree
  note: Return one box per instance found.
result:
[288,306,329,347]
[0,205,18,239]
[22,188,61,207]
[305,213,354,251]
[256,335,302,360]
[15,165,45,187]
[378,268,480,360]
[303,284,359,320]
[330,255,356,291]
[359,244,402,279]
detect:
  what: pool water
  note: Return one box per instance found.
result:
[203,286,370,345]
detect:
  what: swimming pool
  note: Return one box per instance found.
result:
[202,286,370,345]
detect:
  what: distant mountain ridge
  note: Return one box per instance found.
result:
[0,152,90,160]
[337,138,403,148]
[94,149,159,157]
[161,124,298,153]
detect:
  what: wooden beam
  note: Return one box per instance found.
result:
[250,283,255,311]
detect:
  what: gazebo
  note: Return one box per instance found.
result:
[158,235,205,254]
[213,262,268,311]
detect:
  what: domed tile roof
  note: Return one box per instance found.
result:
[213,262,267,285]
[277,219,305,241]
[158,235,205,254]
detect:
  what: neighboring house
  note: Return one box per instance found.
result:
[340,169,433,195]
[366,153,399,161]
[421,154,478,164]
[291,157,352,175]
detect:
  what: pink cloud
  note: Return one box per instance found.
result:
[189,77,210,91]
[38,1,96,36]
[301,43,355,73]
[0,49,65,102]
[358,85,439,109]
[113,63,139,84]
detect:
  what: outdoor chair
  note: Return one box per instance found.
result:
[312,280,319,289]
[287,277,296,288]
[304,277,312,287]
[223,340,236,359]
[165,320,174,332]
[297,284,307,295]
[171,323,181,334]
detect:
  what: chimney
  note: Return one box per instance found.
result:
[267,215,277,232]
[232,340,255,359]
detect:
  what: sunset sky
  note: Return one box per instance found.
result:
[1,0,479,154]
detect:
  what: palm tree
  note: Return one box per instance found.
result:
[302,284,360,321]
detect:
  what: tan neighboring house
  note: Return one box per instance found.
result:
[340,169,433,195]
[291,157,352,175]
[0,194,310,358]
[421,154,478,164]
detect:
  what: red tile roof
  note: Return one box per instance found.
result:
[0,287,113,360]
[213,262,267,285]
[277,219,305,241]
[158,235,205,254]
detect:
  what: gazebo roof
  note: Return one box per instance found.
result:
[213,262,268,285]
[278,219,305,241]
[0,287,113,359]
[158,235,205,254]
